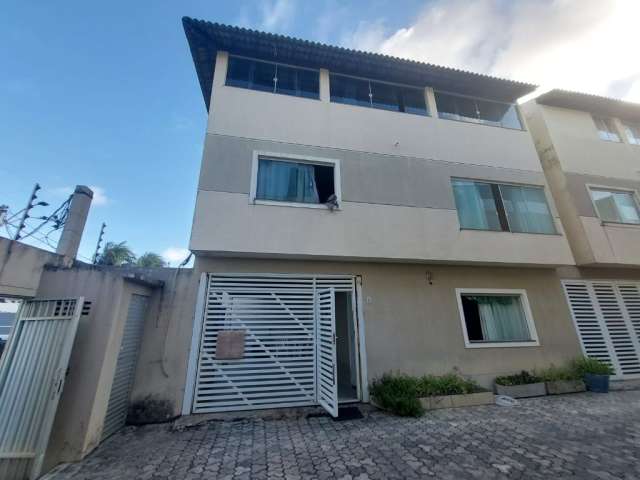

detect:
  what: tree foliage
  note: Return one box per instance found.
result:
[136,252,166,268]
[97,241,136,266]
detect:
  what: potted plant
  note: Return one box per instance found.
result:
[570,356,614,393]
[536,364,585,395]
[494,370,546,398]
[416,373,494,410]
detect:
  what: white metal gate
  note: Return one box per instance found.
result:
[563,280,640,378]
[316,288,338,417]
[0,298,84,480]
[102,294,149,440]
[189,274,354,415]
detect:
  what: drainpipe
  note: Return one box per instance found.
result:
[56,185,93,265]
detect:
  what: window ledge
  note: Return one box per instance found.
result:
[436,115,525,132]
[465,340,540,349]
[600,220,640,229]
[459,227,561,236]
[223,83,321,102]
[251,199,339,211]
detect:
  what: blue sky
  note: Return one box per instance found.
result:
[1,0,637,264]
[0,0,424,264]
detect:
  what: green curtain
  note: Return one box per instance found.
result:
[256,159,320,204]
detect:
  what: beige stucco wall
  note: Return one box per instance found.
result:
[181,257,581,393]
[0,238,65,297]
[35,268,153,472]
[522,100,640,267]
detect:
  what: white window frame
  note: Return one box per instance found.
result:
[249,151,342,210]
[455,288,540,349]
[586,183,640,226]
[621,121,640,145]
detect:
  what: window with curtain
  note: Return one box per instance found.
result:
[226,56,320,99]
[460,293,534,344]
[622,122,640,145]
[592,116,621,142]
[255,157,335,204]
[434,91,523,130]
[329,74,428,116]
[452,179,556,234]
[589,188,640,224]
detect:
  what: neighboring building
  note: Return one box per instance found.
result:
[179,18,581,417]
[523,90,640,379]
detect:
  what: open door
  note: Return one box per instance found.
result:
[0,298,84,480]
[316,288,338,417]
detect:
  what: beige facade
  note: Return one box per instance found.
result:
[522,96,640,267]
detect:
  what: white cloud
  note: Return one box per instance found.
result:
[88,186,109,206]
[162,247,191,266]
[48,185,109,206]
[259,0,296,32]
[345,0,640,102]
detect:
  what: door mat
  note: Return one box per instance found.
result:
[334,406,364,421]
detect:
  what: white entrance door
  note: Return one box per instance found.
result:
[563,280,640,378]
[316,288,339,417]
[0,298,84,480]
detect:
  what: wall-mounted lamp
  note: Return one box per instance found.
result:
[426,271,433,285]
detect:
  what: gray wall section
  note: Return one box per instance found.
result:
[565,172,640,218]
[199,134,551,211]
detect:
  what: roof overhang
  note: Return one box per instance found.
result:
[182,17,537,111]
[536,89,640,123]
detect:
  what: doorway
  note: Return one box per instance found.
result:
[335,291,358,403]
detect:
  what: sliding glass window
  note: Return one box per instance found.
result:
[434,91,523,129]
[226,56,320,99]
[452,179,556,234]
[330,74,428,115]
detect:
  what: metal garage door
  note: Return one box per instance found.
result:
[102,294,149,440]
[190,274,352,415]
[563,280,640,379]
[0,298,84,480]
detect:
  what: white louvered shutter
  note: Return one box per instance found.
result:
[316,288,338,418]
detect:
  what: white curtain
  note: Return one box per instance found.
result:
[474,296,530,342]
[452,180,499,230]
[257,159,319,203]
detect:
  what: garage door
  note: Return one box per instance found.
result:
[563,280,640,379]
[190,274,352,415]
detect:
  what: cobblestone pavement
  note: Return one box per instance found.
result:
[49,391,640,479]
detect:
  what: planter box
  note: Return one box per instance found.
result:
[545,379,586,395]
[584,373,610,393]
[495,382,546,398]
[419,391,494,410]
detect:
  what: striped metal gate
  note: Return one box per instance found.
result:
[316,288,338,417]
[563,280,640,379]
[0,298,84,480]
[102,294,149,440]
[190,274,352,415]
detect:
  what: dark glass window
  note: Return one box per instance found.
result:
[435,92,522,129]
[330,74,428,115]
[226,56,319,99]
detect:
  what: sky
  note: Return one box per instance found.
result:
[1,0,637,265]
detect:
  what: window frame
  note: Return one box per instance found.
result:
[249,151,342,209]
[451,178,558,235]
[455,288,540,349]
[621,121,640,145]
[225,55,321,100]
[433,89,525,131]
[586,184,640,226]
[591,115,621,142]
[329,72,430,116]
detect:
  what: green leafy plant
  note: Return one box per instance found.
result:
[494,370,542,386]
[570,356,614,376]
[416,373,483,397]
[370,373,424,417]
[535,364,581,382]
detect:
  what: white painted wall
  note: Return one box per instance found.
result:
[190,190,574,266]
[208,52,543,172]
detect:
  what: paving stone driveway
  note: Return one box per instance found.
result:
[49,391,640,480]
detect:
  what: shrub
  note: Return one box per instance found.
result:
[494,370,542,386]
[535,364,581,382]
[370,373,424,417]
[570,356,614,376]
[416,373,483,397]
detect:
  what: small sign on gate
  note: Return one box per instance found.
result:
[216,330,246,359]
